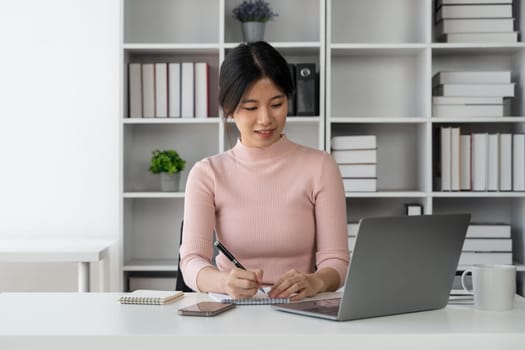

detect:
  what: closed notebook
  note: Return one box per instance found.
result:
[209,288,289,305]
[119,290,184,305]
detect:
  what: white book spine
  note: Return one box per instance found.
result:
[433,104,504,118]
[438,0,512,4]
[142,63,155,118]
[499,134,512,191]
[460,134,471,191]
[435,84,515,98]
[487,134,499,191]
[458,252,512,265]
[155,63,168,118]
[466,224,511,238]
[437,19,515,34]
[331,149,377,164]
[451,127,460,191]
[331,135,377,150]
[339,164,376,178]
[168,63,181,118]
[437,5,513,20]
[128,63,142,118]
[432,71,511,85]
[512,134,525,191]
[441,32,518,43]
[432,96,503,105]
[181,62,195,118]
[342,178,377,192]
[441,127,451,191]
[472,133,488,191]
[194,62,208,118]
[462,239,512,252]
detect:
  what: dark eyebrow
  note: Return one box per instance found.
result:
[240,94,286,104]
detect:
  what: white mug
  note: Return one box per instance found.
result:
[461,264,516,311]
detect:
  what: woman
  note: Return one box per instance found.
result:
[180,41,349,301]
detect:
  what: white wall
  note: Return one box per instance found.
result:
[0,0,120,291]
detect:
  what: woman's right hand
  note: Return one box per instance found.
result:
[223,268,263,299]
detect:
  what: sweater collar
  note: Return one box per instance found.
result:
[232,134,295,161]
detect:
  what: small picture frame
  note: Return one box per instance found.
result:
[405,203,423,216]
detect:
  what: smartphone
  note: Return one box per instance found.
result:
[178,302,235,317]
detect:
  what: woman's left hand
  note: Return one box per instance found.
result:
[267,269,323,301]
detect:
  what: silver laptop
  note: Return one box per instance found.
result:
[272,213,470,321]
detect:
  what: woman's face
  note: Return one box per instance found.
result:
[232,77,287,148]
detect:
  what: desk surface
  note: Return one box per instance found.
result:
[0,292,524,350]
[0,237,115,262]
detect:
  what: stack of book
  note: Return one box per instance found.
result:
[439,127,524,191]
[432,71,515,117]
[459,223,513,265]
[128,62,209,118]
[331,135,377,192]
[435,0,517,43]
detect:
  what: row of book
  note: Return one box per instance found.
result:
[348,222,513,265]
[439,127,525,191]
[433,70,515,118]
[435,0,518,43]
[128,62,209,118]
[331,135,377,192]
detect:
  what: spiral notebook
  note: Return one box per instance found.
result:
[209,288,289,305]
[119,290,184,305]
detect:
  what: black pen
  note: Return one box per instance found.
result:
[214,240,266,295]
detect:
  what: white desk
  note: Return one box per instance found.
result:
[0,237,114,292]
[0,292,524,350]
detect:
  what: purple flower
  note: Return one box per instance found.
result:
[232,0,278,23]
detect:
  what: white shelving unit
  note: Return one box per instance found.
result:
[120,0,325,290]
[327,0,525,293]
[121,0,525,293]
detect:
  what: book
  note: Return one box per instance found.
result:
[128,63,142,118]
[437,18,515,34]
[432,71,511,85]
[462,238,512,252]
[466,224,511,238]
[194,62,208,118]
[155,63,168,118]
[437,0,512,4]
[331,135,376,150]
[287,64,296,116]
[295,63,317,116]
[331,149,377,164]
[342,178,377,192]
[451,127,460,191]
[433,104,504,117]
[499,133,512,191]
[142,63,155,118]
[181,62,194,118]
[209,288,289,305]
[405,203,423,216]
[119,290,184,305]
[512,134,525,191]
[432,96,503,105]
[472,133,488,191]
[459,134,472,191]
[434,84,515,97]
[436,5,513,21]
[441,127,452,191]
[487,134,499,191]
[440,32,518,43]
[458,252,512,265]
[168,63,181,118]
[339,164,376,178]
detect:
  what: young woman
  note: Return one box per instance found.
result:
[180,41,349,301]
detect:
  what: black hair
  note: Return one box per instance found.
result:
[218,41,294,119]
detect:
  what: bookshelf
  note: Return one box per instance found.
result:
[121,0,525,293]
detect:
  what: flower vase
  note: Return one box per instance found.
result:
[241,21,265,42]
[160,173,180,192]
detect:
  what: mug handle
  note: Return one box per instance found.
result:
[461,269,473,293]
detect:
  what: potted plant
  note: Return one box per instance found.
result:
[232,0,278,42]
[149,149,186,192]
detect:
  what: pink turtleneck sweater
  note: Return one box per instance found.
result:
[179,135,349,291]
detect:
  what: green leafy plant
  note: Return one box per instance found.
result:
[149,150,186,175]
[232,0,278,23]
